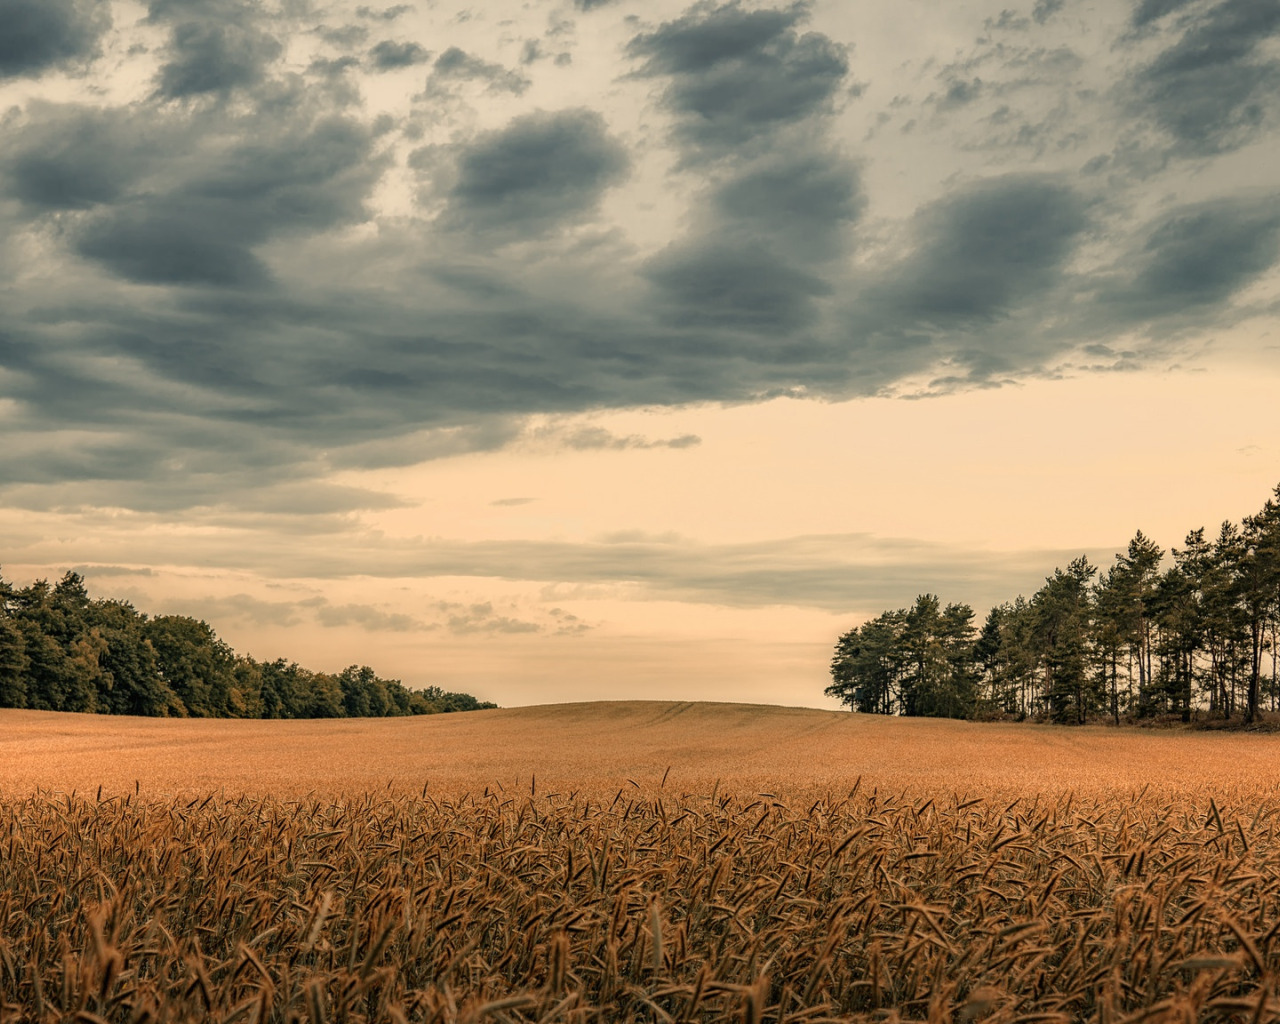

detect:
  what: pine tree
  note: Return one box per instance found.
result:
[1031,557,1099,725]
[1113,531,1164,715]
[1240,489,1280,724]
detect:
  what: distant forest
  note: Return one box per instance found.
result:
[0,571,496,718]
[828,485,1280,726]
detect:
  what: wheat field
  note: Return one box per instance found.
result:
[6,703,1280,1022]
[7,700,1280,799]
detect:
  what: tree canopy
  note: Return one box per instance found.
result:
[0,572,496,719]
[828,484,1280,725]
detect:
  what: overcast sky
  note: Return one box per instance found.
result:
[2,0,1278,708]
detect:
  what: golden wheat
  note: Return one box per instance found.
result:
[5,784,1280,1021]
[6,703,1280,1022]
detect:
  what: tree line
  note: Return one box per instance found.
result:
[0,570,497,718]
[827,485,1280,725]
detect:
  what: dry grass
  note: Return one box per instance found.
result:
[7,702,1280,1022]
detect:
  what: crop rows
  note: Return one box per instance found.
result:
[4,783,1280,1022]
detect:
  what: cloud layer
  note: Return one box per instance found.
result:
[0,0,1276,521]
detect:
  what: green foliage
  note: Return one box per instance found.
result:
[827,596,975,718]
[0,570,495,720]
[830,483,1280,725]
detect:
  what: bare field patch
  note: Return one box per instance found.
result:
[6,700,1280,799]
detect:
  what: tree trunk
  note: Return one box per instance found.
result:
[1247,620,1263,725]
[1111,653,1120,726]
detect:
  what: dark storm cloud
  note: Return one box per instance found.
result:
[4,0,1280,521]
[73,115,382,285]
[1,104,151,211]
[151,5,283,100]
[426,46,530,95]
[644,244,831,331]
[872,175,1089,327]
[1131,0,1197,26]
[710,149,863,261]
[0,0,109,79]
[626,0,849,157]
[1130,0,1280,155]
[629,4,857,334]
[1104,195,1280,318]
[814,174,1096,392]
[435,108,630,237]
[368,39,430,70]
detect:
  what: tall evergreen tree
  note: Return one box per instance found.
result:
[827,610,907,714]
[1240,490,1280,724]
[0,616,29,709]
[1113,532,1164,714]
[1031,557,1099,725]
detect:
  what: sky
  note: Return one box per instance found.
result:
[1,0,1278,710]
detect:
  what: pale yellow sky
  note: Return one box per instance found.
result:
[5,364,1278,709]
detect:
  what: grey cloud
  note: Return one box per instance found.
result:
[937,78,983,109]
[645,148,860,332]
[575,0,621,9]
[645,242,831,331]
[1104,195,1280,318]
[491,497,536,506]
[317,24,370,48]
[871,174,1089,327]
[626,0,849,157]
[357,4,413,19]
[985,10,1031,31]
[310,55,362,77]
[5,0,1280,520]
[0,0,109,79]
[154,16,283,100]
[1032,0,1065,23]
[34,521,1121,615]
[710,149,863,261]
[77,213,271,287]
[427,46,530,94]
[315,602,423,631]
[75,565,156,578]
[167,593,306,628]
[440,601,541,635]
[549,607,591,636]
[555,427,701,450]
[629,4,858,333]
[1131,0,1197,27]
[1,105,151,211]
[368,39,430,70]
[326,420,526,471]
[436,108,630,238]
[73,115,381,286]
[1131,0,1280,155]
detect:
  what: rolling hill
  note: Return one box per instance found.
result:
[4,700,1279,798]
